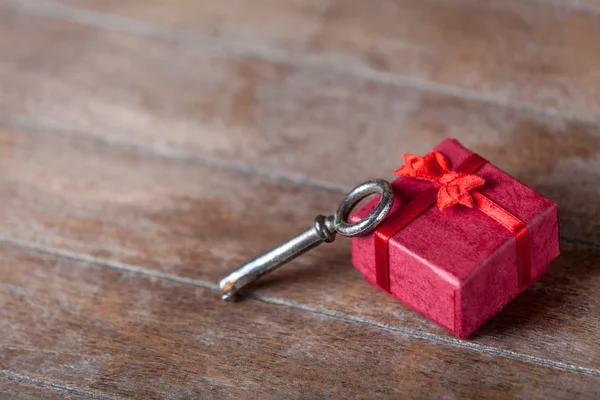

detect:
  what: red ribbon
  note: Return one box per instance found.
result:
[374,151,531,293]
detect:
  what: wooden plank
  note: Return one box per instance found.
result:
[0,125,598,377]
[0,378,92,400]
[548,0,600,9]
[16,0,600,122]
[1,245,599,398]
[0,12,598,243]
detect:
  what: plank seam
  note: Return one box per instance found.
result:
[559,236,600,251]
[0,370,125,400]
[1,237,599,379]
[0,114,349,194]
[2,0,600,127]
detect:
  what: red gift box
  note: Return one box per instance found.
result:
[351,138,560,339]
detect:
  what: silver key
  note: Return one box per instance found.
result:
[219,179,394,301]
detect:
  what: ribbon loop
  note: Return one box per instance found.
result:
[395,151,486,211]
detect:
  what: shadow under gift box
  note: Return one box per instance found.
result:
[350,138,560,339]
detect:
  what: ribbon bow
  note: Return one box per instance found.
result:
[394,151,486,211]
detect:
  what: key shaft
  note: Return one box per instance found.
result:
[220,215,336,301]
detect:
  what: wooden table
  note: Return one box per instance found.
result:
[0,0,599,398]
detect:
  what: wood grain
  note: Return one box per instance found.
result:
[2,245,600,399]
[0,3,599,398]
[0,11,599,243]
[0,125,598,377]
[550,0,600,9]
[0,377,92,400]
[18,0,600,123]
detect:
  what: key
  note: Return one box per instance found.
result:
[219,179,394,301]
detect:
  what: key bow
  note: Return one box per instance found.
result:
[394,151,486,211]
